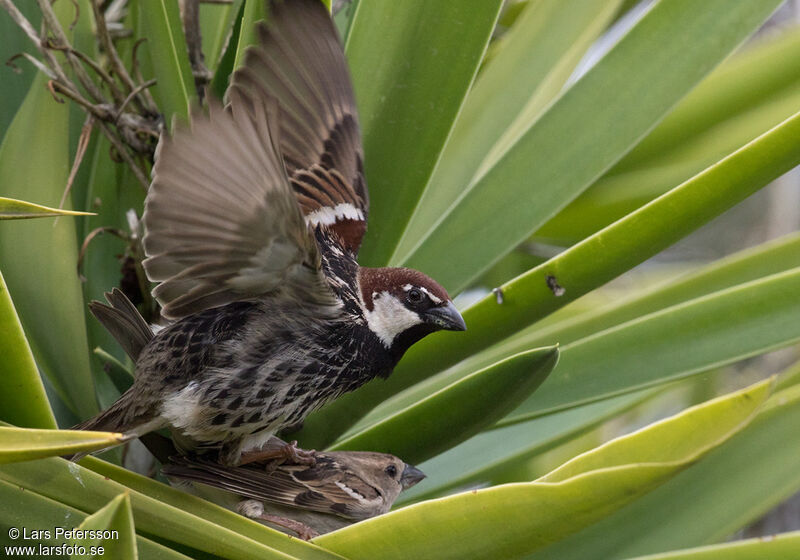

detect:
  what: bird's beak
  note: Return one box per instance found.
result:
[424,301,467,332]
[400,464,426,490]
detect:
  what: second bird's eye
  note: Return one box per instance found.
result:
[385,464,398,478]
[407,288,424,305]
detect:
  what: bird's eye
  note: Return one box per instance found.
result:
[406,288,424,305]
[385,464,398,478]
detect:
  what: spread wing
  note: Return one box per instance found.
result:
[163,456,379,520]
[229,0,368,254]
[142,91,338,320]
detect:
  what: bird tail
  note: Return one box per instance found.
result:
[88,288,153,362]
[68,388,159,461]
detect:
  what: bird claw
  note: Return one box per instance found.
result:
[238,439,317,467]
[257,512,319,541]
[282,440,317,466]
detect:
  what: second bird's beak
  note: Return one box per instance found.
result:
[424,301,467,332]
[400,464,426,490]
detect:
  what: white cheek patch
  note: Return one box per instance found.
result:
[364,291,423,347]
[305,203,365,227]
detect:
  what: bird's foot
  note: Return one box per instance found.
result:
[258,512,319,541]
[281,440,317,466]
[237,500,318,540]
[238,439,317,467]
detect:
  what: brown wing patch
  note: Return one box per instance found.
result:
[228,0,369,254]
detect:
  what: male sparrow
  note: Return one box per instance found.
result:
[75,0,466,465]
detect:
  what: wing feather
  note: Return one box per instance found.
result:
[162,456,366,520]
[142,92,337,320]
[229,0,368,253]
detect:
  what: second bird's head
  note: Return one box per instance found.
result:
[358,267,466,356]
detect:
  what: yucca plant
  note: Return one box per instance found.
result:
[2,0,800,558]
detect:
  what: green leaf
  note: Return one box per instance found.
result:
[81,457,343,560]
[439,231,800,396]
[0,73,97,419]
[0,427,126,464]
[210,0,245,100]
[231,0,267,72]
[539,26,800,243]
[544,378,773,482]
[531,231,800,348]
[623,532,800,560]
[507,268,800,422]
[0,196,94,220]
[395,0,782,292]
[93,347,135,396]
[314,379,771,560]
[399,388,655,505]
[535,384,800,559]
[0,479,191,559]
[0,270,56,429]
[137,1,194,123]
[330,347,558,464]
[391,0,622,262]
[348,0,504,266]
[0,457,338,560]
[80,136,145,411]
[70,493,136,560]
[297,107,800,448]
[613,25,800,174]
[0,2,40,144]
[540,84,800,242]
[200,0,239,72]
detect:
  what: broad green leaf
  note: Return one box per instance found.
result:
[506,268,800,422]
[94,347,135,395]
[200,0,238,72]
[0,2,40,143]
[777,359,800,391]
[0,73,97,419]
[540,26,800,241]
[349,0,504,266]
[442,231,800,391]
[0,427,125,463]
[231,0,267,72]
[0,271,56,429]
[333,0,359,41]
[543,378,772,482]
[80,136,145,411]
[541,84,800,241]
[535,384,800,559]
[0,479,191,559]
[330,347,558,463]
[315,379,770,560]
[0,196,94,220]
[399,388,654,505]
[210,0,245,100]
[0,457,337,560]
[395,0,782,292]
[70,493,136,560]
[297,108,800,448]
[624,532,800,560]
[613,25,800,173]
[391,0,622,262]
[82,457,343,560]
[137,1,194,123]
